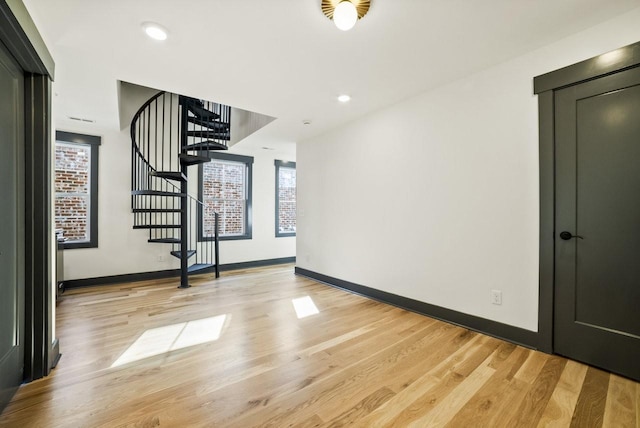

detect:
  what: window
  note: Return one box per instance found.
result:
[54,131,100,249]
[275,160,296,237]
[199,152,253,240]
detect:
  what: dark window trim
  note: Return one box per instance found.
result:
[198,151,253,241]
[55,130,100,249]
[275,159,296,237]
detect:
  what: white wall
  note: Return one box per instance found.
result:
[58,118,295,281]
[297,8,640,332]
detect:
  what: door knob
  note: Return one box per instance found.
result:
[560,231,584,240]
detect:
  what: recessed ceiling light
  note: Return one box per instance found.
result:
[338,94,351,103]
[142,22,168,41]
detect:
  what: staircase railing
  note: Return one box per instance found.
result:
[130,91,225,285]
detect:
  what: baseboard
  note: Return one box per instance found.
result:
[295,267,539,350]
[63,268,180,289]
[219,257,296,272]
[63,257,296,289]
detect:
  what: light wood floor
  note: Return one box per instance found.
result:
[0,264,638,427]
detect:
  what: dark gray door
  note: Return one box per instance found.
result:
[555,66,640,381]
[0,42,24,412]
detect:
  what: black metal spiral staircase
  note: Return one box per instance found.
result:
[130,92,230,288]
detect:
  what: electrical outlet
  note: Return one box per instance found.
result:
[491,289,502,305]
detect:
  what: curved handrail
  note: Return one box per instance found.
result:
[130,90,207,206]
[130,90,165,168]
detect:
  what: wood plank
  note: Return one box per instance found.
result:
[602,374,636,428]
[381,335,501,426]
[537,359,588,428]
[570,366,610,427]
[325,387,395,427]
[407,354,496,427]
[507,356,567,427]
[514,350,549,384]
[445,344,529,427]
[355,334,485,428]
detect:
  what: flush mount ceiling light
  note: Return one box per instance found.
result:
[322,0,371,31]
[142,22,168,41]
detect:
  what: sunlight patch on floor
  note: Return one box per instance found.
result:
[292,296,319,319]
[111,314,228,367]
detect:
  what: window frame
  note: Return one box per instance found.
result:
[54,130,100,249]
[198,152,253,241]
[275,159,296,238]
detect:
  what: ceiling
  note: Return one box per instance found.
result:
[23,0,640,151]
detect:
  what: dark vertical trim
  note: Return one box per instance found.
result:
[537,90,555,353]
[0,0,54,77]
[245,154,253,240]
[0,0,56,388]
[22,71,33,383]
[54,131,100,249]
[23,74,35,382]
[274,159,296,238]
[90,136,99,249]
[0,39,25,414]
[23,72,54,380]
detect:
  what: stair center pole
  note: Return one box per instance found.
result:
[179,189,190,288]
[178,97,191,289]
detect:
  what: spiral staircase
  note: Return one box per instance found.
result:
[130,92,230,288]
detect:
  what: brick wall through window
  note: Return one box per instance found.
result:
[55,143,91,242]
[278,165,296,234]
[202,160,247,237]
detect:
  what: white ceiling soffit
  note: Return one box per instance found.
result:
[23,0,640,145]
[118,81,275,148]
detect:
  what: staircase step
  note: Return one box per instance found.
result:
[148,238,181,244]
[179,153,211,166]
[183,141,228,151]
[132,190,186,197]
[188,263,215,273]
[181,96,221,120]
[187,116,230,131]
[170,250,196,259]
[186,103,220,121]
[186,130,231,140]
[133,208,182,213]
[150,171,187,182]
[187,103,220,121]
[133,225,181,229]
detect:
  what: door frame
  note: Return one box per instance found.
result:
[534,40,640,353]
[0,0,57,382]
